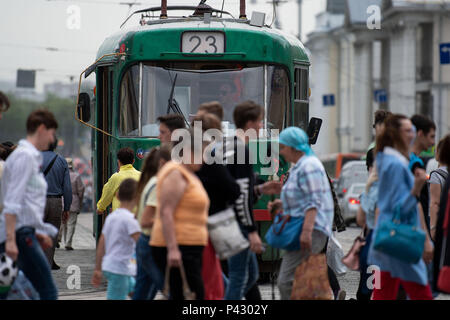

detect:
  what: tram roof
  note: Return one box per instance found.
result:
[96,18,310,65]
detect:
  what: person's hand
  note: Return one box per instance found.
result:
[62,211,69,224]
[267,199,283,215]
[260,181,283,195]
[431,228,436,242]
[248,231,263,254]
[167,247,182,268]
[36,233,53,250]
[366,170,378,191]
[91,270,102,288]
[96,209,104,215]
[300,229,313,253]
[423,239,434,264]
[5,239,18,261]
[413,168,427,194]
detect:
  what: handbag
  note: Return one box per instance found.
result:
[373,204,426,264]
[342,229,366,271]
[159,263,196,300]
[326,233,347,277]
[207,208,249,260]
[265,213,304,251]
[290,253,334,300]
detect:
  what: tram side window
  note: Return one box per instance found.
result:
[267,66,290,132]
[293,67,309,130]
[119,66,140,136]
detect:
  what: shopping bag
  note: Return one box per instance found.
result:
[326,233,347,277]
[290,253,333,300]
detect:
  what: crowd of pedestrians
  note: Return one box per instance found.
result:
[1,86,450,301]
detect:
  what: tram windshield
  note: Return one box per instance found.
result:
[119,62,290,137]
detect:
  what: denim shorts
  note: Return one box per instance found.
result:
[103,271,136,300]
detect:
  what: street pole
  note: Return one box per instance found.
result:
[298,0,302,41]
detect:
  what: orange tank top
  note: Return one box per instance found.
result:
[150,161,210,247]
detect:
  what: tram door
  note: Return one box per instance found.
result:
[93,67,113,241]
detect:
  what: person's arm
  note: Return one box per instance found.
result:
[131,232,141,242]
[159,169,187,267]
[417,202,433,264]
[96,175,118,214]
[300,208,318,252]
[356,206,366,228]
[429,182,442,240]
[141,206,156,229]
[2,154,34,260]
[91,234,105,287]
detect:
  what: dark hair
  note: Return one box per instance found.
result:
[26,109,58,134]
[117,147,134,165]
[411,114,436,135]
[117,178,137,202]
[191,112,222,131]
[135,143,172,203]
[0,142,16,161]
[366,148,375,171]
[374,110,392,126]
[437,134,450,167]
[198,101,224,121]
[233,101,264,129]
[157,114,186,132]
[0,91,10,112]
[375,114,409,156]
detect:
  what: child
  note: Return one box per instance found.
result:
[91,178,141,300]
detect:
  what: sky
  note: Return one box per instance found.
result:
[0,0,325,92]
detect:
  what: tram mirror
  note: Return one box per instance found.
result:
[307,117,322,145]
[77,93,91,122]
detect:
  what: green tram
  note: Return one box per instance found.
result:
[76,2,312,276]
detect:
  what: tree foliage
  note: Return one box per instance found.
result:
[0,93,90,158]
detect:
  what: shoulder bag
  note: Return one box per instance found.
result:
[207,207,249,260]
[265,212,304,251]
[373,204,426,264]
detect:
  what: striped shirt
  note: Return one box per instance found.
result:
[0,139,58,243]
[280,155,334,237]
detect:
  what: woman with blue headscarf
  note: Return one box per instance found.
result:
[268,127,335,300]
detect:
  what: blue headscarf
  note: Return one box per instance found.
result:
[279,126,314,156]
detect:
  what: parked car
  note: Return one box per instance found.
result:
[339,183,366,225]
[336,162,367,195]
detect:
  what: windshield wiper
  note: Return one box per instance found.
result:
[167,73,190,127]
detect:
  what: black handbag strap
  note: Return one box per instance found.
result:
[272,214,291,235]
[44,154,58,176]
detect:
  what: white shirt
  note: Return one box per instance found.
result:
[101,208,141,276]
[0,140,58,243]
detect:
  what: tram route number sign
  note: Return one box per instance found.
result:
[181,32,225,54]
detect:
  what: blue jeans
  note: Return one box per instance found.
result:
[224,244,259,300]
[103,271,135,300]
[0,227,58,300]
[132,234,163,300]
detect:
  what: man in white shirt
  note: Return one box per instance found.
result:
[0,109,59,300]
